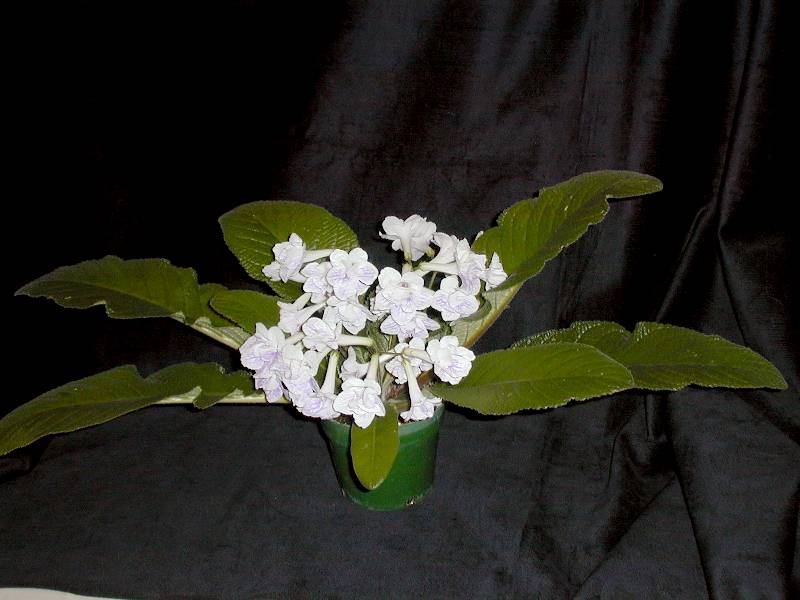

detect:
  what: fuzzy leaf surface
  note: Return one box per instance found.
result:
[0,363,261,455]
[350,405,399,490]
[473,171,662,291]
[513,321,787,391]
[432,343,634,415]
[210,289,281,333]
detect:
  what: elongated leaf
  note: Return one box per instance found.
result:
[218,201,359,299]
[198,283,240,328]
[148,363,262,409]
[512,321,632,355]
[16,256,249,348]
[473,171,663,291]
[0,363,262,456]
[432,344,634,415]
[514,321,787,391]
[210,289,280,333]
[350,405,399,490]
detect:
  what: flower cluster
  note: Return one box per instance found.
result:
[239,214,507,428]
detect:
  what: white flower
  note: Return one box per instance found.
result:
[249,338,304,403]
[400,397,440,421]
[326,248,378,300]
[429,232,460,264]
[417,238,487,294]
[278,293,326,334]
[300,261,333,303]
[296,390,340,420]
[380,311,439,341]
[262,233,307,283]
[340,347,369,381]
[324,297,374,335]
[431,275,480,322]
[454,239,487,295]
[482,252,508,290]
[253,367,284,403]
[333,378,385,428]
[380,215,437,261]
[262,233,335,284]
[426,335,475,384]
[373,268,434,322]
[301,317,338,352]
[384,338,431,383]
[282,358,320,407]
[297,351,341,420]
[303,349,328,376]
[400,358,441,422]
[239,323,287,371]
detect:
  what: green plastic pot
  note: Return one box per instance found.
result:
[320,405,445,511]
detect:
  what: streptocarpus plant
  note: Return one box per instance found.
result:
[1,171,787,490]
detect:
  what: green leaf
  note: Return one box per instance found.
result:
[514,321,788,391]
[0,363,262,456]
[15,256,249,349]
[473,171,663,291]
[198,283,239,328]
[218,201,359,299]
[350,405,399,490]
[512,320,632,355]
[148,363,262,410]
[210,289,281,333]
[432,343,634,415]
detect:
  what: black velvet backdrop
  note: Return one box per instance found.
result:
[3,2,797,598]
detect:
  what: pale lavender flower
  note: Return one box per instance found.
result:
[239,323,287,371]
[426,335,475,384]
[429,232,460,264]
[373,267,434,322]
[482,252,508,290]
[334,378,385,428]
[380,215,437,261]
[278,293,326,334]
[326,248,378,300]
[262,233,336,284]
[384,338,431,383]
[297,391,340,420]
[340,347,369,381]
[324,297,375,335]
[253,367,284,403]
[300,261,333,303]
[301,317,338,352]
[281,357,320,407]
[400,358,441,422]
[380,311,439,341]
[453,239,487,295]
[299,352,341,420]
[431,275,480,322]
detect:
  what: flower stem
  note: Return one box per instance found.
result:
[337,335,374,347]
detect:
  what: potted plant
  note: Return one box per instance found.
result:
[1,170,786,510]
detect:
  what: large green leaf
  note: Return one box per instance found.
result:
[210,289,280,334]
[350,405,399,490]
[0,363,263,456]
[15,256,249,349]
[513,321,787,391]
[432,343,634,415]
[455,171,662,348]
[218,201,359,299]
[512,321,632,354]
[473,171,663,291]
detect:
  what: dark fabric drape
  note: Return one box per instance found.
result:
[3,1,797,598]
